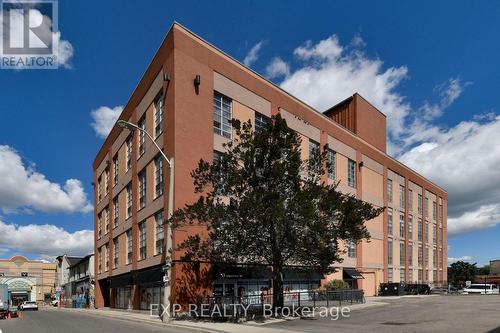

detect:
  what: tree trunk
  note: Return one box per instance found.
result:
[272,266,284,314]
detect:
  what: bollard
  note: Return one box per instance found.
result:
[18,311,23,320]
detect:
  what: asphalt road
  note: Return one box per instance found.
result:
[266,295,500,333]
[0,309,196,333]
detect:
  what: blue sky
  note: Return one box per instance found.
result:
[1,0,499,266]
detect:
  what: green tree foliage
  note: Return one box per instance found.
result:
[325,279,349,290]
[448,261,477,286]
[171,114,384,310]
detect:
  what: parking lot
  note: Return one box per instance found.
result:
[266,294,500,333]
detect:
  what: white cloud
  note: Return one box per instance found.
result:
[0,7,74,68]
[90,105,123,138]
[0,145,92,214]
[265,57,290,79]
[243,41,264,67]
[0,218,93,257]
[271,34,500,237]
[448,255,473,264]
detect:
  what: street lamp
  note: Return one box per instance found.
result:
[116,119,174,322]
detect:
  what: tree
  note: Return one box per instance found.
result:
[448,261,477,286]
[171,114,384,310]
[476,265,490,276]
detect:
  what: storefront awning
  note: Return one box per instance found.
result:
[109,274,133,288]
[135,267,163,285]
[343,268,364,280]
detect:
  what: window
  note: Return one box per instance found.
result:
[155,156,164,198]
[347,241,356,258]
[213,92,232,138]
[387,179,393,202]
[408,243,413,266]
[418,245,423,266]
[126,184,132,218]
[387,209,393,235]
[424,222,429,242]
[138,170,147,209]
[113,154,119,186]
[433,248,437,267]
[400,269,405,283]
[127,229,133,264]
[425,197,429,218]
[213,150,223,165]
[98,247,102,274]
[97,176,102,202]
[418,269,422,283]
[433,270,437,284]
[408,216,413,239]
[114,238,119,268]
[409,269,413,283]
[154,93,164,137]
[105,244,109,271]
[138,116,146,156]
[418,194,423,215]
[433,201,437,220]
[113,197,119,227]
[399,185,405,208]
[418,219,423,241]
[139,221,147,260]
[400,242,405,266]
[213,151,226,195]
[308,140,320,172]
[155,210,164,255]
[255,112,269,133]
[399,214,405,238]
[388,240,393,265]
[105,206,110,234]
[348,159,356,188]
[387,268,393,282]
[98,213,102,239]
[439,204,443,222]
[105,169,110,195]
[126,137,132,171]
[408,189,413,211]
[432,224,437,244]
[327,149,336,180]
[425,246,429,267]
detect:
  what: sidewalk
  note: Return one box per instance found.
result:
[50,299,387,333]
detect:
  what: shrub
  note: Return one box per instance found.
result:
[325,279,349,290]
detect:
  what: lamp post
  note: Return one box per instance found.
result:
[116,120,174,322]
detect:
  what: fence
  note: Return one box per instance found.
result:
[197,289,364,319]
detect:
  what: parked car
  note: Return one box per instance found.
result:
[462,284,500,295]
[20,301,38,311]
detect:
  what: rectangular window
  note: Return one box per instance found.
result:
[425,246,429,267]
[213,92,232,139]
[155,156,164,198]
[418,219,423,241]
[347,241,356,258]
[425,197,429,218]
[418,269,422,283]
[154,93,164,137]
[433,201,437,220]
[97,176,102,202]
[433,270,437,284]
[387,268,393,282]
[113,197,119,227]
[127,229,133,264]
[408,189,413,211]
[308,140,320,172]
[418,245,423,266]
[399,214,405,238]
[388,240,393,265]
[439,204,443,222]
[114,238,119,268]
[327,149,336,180]
[255,112,269,133]
[138,116,146,156]
[155,210,164,255]
[105,169,109,195]
[400,269,405,283]
[138,170,147,209]
[139,221,147,260]
[418,194,423,215]
[105,244,109,271]
[113,154,119,186]
[105,206,110,234]
[433,248,437,267]
[387,179,393,202]
[399,184,405,208]
[408,216,413,239]
[408,243,413,266]
[213,151,226,195]
[387,209,393,235]
[98,213,102,239]
[98,247,102,274]
[348,159,356,188]
[432,224,437,244]
[126,137,132,171]
[400,242,405,266]
[408,269,413,283]
[424,222,429,242]
[126,184,132,218]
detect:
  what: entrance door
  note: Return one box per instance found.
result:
[10,292,28,306]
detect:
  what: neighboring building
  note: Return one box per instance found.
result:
[0,256,57,305]
[490,260,500,276]
[67,255,95,308]
[55,255,83,306]
[93,23,448,309]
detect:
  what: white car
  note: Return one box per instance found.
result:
[20,301,38,311]
[462,284,500,295]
